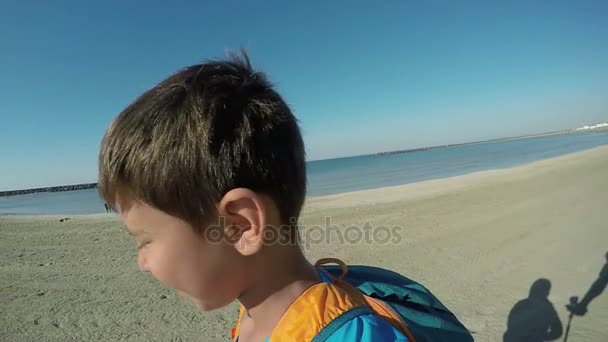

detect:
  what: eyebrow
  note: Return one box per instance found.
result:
[124,225,149,238]
[124,225,137,236]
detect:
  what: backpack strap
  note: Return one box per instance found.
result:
[315,258,417,342]
[362,294,417,342]
[232,259,417,341]
[268,281,368,341]
[315,258,348,280]
[311,306,375,342]
[230,305,245,341]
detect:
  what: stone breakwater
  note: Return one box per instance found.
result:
[0,183,97,197]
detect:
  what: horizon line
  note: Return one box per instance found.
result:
[1,125,605,193]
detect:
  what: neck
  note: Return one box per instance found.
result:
[237,245,320,332]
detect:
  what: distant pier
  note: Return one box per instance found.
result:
[0,183,98,197]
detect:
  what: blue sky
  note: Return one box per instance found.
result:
[1,1,607,191]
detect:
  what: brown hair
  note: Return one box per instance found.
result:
[98,52,306,229]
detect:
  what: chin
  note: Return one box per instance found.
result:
[191,297,225,312]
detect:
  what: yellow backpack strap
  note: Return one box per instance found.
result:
[268,281,366,341]
[315,258,417,342]
[231,305,245,341]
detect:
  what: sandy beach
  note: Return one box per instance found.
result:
[2,146,607,341]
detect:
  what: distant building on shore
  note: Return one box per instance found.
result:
[575,122,608,131]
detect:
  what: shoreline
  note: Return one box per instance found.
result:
[3,128,606,197]
[2,143,608,216]
[305,144,608,203]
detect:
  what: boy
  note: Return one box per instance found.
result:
[98,52,408,341]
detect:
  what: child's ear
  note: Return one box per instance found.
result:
[218,188,268,256]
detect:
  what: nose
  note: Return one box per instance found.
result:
[137,252,149,272]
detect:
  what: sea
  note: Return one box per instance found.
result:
[2,130,608,215]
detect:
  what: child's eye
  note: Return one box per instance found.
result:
[137,241,150,250]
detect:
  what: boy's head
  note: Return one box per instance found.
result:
[98,52,307,310]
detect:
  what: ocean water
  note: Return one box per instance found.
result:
[2,130,608,215]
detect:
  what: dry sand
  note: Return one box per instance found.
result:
[2,146,608,341]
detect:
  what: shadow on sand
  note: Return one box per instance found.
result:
[503,251,608,342]
[561,251,608,341]
[503,278,563,342]
[566,251,608,316]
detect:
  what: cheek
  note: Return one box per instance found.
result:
[144,236,219,293]
[138,238,197,289]
[185,244,245,305]
[141,232,244,310]
[140,247,177,287]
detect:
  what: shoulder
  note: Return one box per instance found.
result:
[322,313,409,342]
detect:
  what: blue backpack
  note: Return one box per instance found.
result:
[319,263,474,342]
